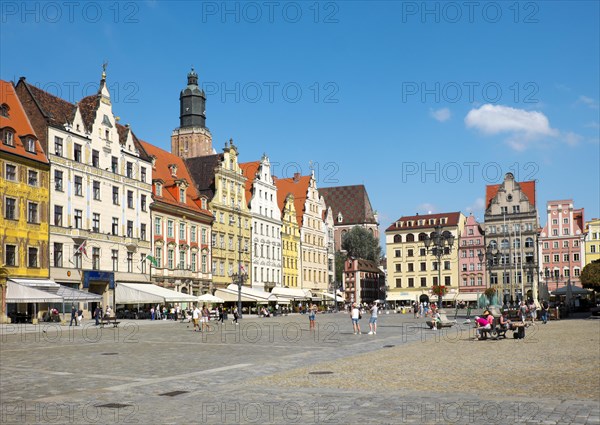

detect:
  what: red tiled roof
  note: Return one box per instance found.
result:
[77,95,98,133]
[386,212,462,232]
[240,161,260,208]
[138,141,212,219]
[274,175,311,227]
[0,80,48,164]
[319,185,377,225]
[486,180,536,209]
[185,154,224,200]
[18,79,77,129]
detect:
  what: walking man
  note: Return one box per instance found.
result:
[69,306,77,326]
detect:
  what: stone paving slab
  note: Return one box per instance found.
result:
[1,313,598,424]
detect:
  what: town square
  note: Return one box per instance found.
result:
[1,1,599,424]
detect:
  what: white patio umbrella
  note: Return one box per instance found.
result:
[197,293,225,304]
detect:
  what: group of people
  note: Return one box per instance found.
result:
[412,301,438,318]
[189,305,239,332]
[350,302,379,335]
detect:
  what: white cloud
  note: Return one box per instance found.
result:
[417,203,436,214]
[563,132,582,147]
[465,198,485,216]
[577,95,599,109]
[464,104,558,151]
[430,107,451,122]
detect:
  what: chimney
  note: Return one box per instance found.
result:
[293,172,301,182]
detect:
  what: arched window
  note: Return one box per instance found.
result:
[393,234,402,243]
[501,239,509,249]
[489,240,498,250]
[418,233,427,241]
[525,237,534,248]
[513,238,521,249]
[406,234,415,242]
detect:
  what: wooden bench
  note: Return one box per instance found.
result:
[475,318,507,340]
[100,316,120,328]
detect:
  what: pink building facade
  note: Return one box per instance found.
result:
[458,215,486,296]
[539,200,585,292]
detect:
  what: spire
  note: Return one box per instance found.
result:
[179,68,206,128]
[187,67,198,86]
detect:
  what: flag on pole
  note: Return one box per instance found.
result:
[145,254,158,267]
[76,240,88,258]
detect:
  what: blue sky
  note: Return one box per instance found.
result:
[2,1,599,241]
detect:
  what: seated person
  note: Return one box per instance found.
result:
[486,313,494,326]
[498,311,511,330]
[474,316,491,338]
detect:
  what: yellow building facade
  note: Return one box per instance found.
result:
[281,194,300,288]
[584,218,600,266]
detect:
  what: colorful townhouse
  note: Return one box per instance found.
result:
[457,214,486,302]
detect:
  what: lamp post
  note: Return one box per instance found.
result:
[478,243,500,305]
[230,207,247,320]
[423,225,455,308]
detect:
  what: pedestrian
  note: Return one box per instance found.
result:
[69,306,77,326]
[150,306,155,321]
[541,300,549,324]
[218,305,224,323]
[351,303,361,335]
[368,302,378,335]
[175,305,180,322]
[94,305,101,326]
[413,301,418,318]
[308,303,316,331]
[76,308,83,326]
[528,299,537,322]
[201,305,210,332]
[156,304,161,320]
[519,301,528,323]
[192,305,200,331]
[162,305,167,320]
[232,307,239,324]
[466,304,472,319]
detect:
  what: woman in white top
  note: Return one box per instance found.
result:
[351,303,361,335]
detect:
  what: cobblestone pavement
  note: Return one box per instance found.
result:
[1,312,598,424]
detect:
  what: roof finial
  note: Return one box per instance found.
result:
[102,61,108,80]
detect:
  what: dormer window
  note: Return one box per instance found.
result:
[155,183,162,197]
[179,188,185,202]
[0,103,9,117]
[169,164,178,177]
[337,212,343,223]
[201,197,207,210]
[2,129,14,146]
[26,138,36,153]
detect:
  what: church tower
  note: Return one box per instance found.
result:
[171,68,213,158]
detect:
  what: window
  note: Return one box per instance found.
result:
[155,183,162,197]
[54,136,63,156]
[28,202,38,223]
[525,237,534,248]
[190,226,197,242]
[140,167,146,182]
[74,209,82,228]
[53,205,63,226]
[54,170,63,191]
[501,206,508,214]
[591,246,597,253]
[3,129,14,146]
[179,188,185,202]
[155,217,162,235]
[141,195,147,211]
[191,253,197,272]
[5,164,16,181]
[140,223,147,240]
[574,253,580,262]
[28,170,38,186]
[420,248,426,256]
[93,181,101,200]
[201,254,207,273]
[167,220,174,238]
[127,252,133,273]
[407,249,414,257]
[553,242,559,249]
[395,264,401,272]
[112,186,119,204]
[127,221,133,238]
[543,255,550,263]
[552,219,558,225]
[395,278,402,288]
[155,247,162,268]
[73,245,82,269]
[92,149,99,167]
[394,249,401,257]
[112,250,119,271]
[92,213,100,232]
[111,156,118,173]
[179,250,185,269]
[74,143,82,162]
[179,223,185,240]
[574,268,580,277]
[112,217,118,235]
[563,218,569,224]
[126,162,133,178]
[5,244,17,266]
[552,229,558,236]
[444,261,451,270]
[28,247,38,267]
[563,228,569,235]
[53,243,63,267]
[140,254,147,274]
[168,249,174,269]
[5,197,16,220]
[408,278,414,288]
[553,254,559,262]
[74,176,82,196]
[420,277,427,287]
[444,276,451,286]
[420,262,426,272]
[92,247,100,270]
[512,205,520,213]
[408,263,414,272]
[127,190,133,208]
[393,234,402,243]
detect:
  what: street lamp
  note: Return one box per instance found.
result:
[423,226,455,308]
[478,243,500,303]
[230,207,247,319]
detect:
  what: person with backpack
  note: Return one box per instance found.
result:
[541,300,550,324]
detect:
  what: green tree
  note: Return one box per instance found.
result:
[341,226,382,262]
[334,251,347,284]
[581,259,600,291]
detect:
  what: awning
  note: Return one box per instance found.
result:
[6,281,64,303]
[271,287,312,300]
[214,289,256,302]
[552,285,591,296]
[317,292,344,302]
[386,292,416,301]
[226,284,278,302]
[9,278,61,293]
[455,293,480,302]
[116,283,198,304]
[56,285,102,302]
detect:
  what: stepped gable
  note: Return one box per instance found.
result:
[319,185,377,225]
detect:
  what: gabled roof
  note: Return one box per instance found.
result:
[185,154,224,200]
[0,80,48,164]
[574,208,585,235]
[386,212,462,232]
[274,174,311,227]
[239,161,260,208]
[486,180,536,209]
[319,185,377,225]
[77,94,98,133]
[17,79,76,129]
[137,141,212,219]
